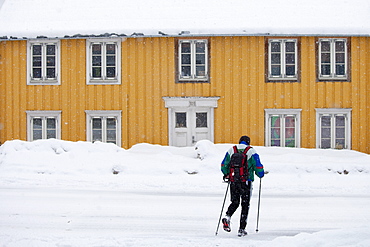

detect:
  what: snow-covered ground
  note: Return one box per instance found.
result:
[0,139,369,247]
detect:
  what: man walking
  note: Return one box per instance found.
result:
[221,135,264,236]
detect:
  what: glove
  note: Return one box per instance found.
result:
[258,171,264,178]
[223,174,230,182]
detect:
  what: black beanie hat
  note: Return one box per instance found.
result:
[239,136,250,145]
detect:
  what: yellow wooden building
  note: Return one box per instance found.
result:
[0,1,369,154]
[0,35,369,154]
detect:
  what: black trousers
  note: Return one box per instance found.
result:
[226,181,252,230]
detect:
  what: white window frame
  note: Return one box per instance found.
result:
[86,39,121,85]
[265,109,302,148]
[315,108,351,149]
[318,38,348,80]
[26,111,62,141]
[27,40,61,85]
[268,39,298,80]
[178,39,208,82]
[85,110,122,146]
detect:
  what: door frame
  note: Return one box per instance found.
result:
[163,97,220,146]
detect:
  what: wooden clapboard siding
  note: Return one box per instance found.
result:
[0,36,369,154]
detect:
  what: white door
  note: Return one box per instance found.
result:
[172,108,211,146]
[163,97,219,147]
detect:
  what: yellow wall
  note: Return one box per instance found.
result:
[0,36,369,153]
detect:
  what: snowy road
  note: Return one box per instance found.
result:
[1,186,369,246]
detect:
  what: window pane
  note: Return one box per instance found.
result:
[336,116,345,126]
[175,113,186,128]
[92,118,102,129]
[270,116,281,146]
[181,43,191,53]
[92,130,102,142]
[285,116,295,147]
[196,113,207,128]
[33,56,42,67]
[321,139,331,149]
[92,117,102,142]
[33,118,42,129]
[106,130,116,143]
[271,42,280,52]
[92,67,101,78]
[271,66,281,76]
[322,127,331,138]
[47,56,56,66]
[321,116,331,127]
[106,67,116,78]
[46,45,56,55]
[285,139,295,147]
[285,42,295,52]
[32,118,42,140]
[321,65,331,75]
[196,66,206,76]
[335,139,345,149]
[92,44,102,54]
[47,130,56,139]
[181,54,191,64]
[196,54,205,64]
[336,64,345,75]
[181,66,191,77]
[285,54,295,64]
[321,116,331,148]
[46,68,55,78]
[106,55,116,66]
[106,44,116,54]
[195,42,205,53]
[285,116,295,127]
[286,65,295,76]
[33,130,42,140]
[335,115,345,149]
[46,118,56,129]
[321,41,330,51]
[271,139,281,146]
[335,53,345,63]
[271,116,281,127]
[321,53,331,63]
[106,117,117,144]
[271,54,281,64]
[33,68,42,78]
[32,45,42,55]
[336,127,345,139]
[106,118,116,129]
[92,56,101,66]
[335,41,345,52]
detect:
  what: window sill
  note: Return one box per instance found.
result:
[87,80,121,85]
[28,81,60,85]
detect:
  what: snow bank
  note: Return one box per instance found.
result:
[0,139,369,194]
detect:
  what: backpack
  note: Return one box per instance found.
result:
[229,145,251,182]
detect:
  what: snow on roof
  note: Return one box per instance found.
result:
[0,0,369,39]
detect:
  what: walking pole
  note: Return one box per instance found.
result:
[256,178,262,232]
[215,181,230,236]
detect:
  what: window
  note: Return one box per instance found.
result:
[86,39,121,84]
[85,111,121,145]
[27,40,60,85]
[265,109,301,147]
[26,111,61,141]
[316,109,351,149]
[267,39,298,81]
[318,38,348,80]
[178,40,208,82]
